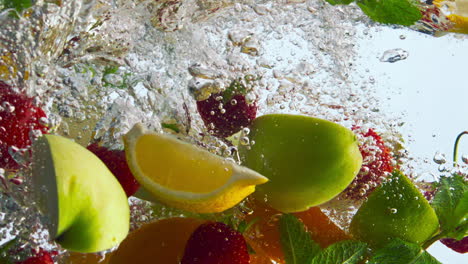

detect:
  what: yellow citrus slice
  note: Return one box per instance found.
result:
[123,123,268,213]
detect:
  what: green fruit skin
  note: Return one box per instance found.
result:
[350,171,440,249]
[32,135,130,253]
[238,114,362,212]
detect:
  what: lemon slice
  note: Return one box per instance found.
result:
[123,123,268,213]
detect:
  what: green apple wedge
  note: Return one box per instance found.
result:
[238,114,362,212]
[32,135,130,253]
[349,170,440,249]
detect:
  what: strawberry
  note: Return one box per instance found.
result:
[86,143,139,197]
[16,248,55,264]
[0,81,48,170]
[343,127,394,200]
[181,221,250,264]
[196,78,257,138]
[440,237,468,254]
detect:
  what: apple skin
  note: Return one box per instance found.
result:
[350,171,440,249]
[238,114,362,212]
[32,135,130,253]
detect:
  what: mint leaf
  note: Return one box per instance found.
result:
[279,214,321,264]
[368,238,441,264]
[356,0,422,26]
[310,240,368,264]
[326,0,355,5]
[1,0,32,13]
[431,174,468,239]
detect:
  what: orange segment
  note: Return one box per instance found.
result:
[109,217,205,264]
[294,207,350,248]
[244,198,350,263]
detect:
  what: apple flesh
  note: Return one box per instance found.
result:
[32,135,130,253]
[238,114,362,212]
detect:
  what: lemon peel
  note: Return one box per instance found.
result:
[123,123,268,213]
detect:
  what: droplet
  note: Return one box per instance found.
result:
[462,154,468,164]
[433,152,446,164]
[379,48,409,63]
[389,208,397,214]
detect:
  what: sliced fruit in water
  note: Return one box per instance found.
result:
[243,198,350,264]
[349,170,439,249]
[123,123,268,213]
[109,217,205,264]
[238,114,362,212]
[32,135,130,253]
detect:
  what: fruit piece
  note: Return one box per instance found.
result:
[17,249,55,264]
[344,127,394,200]
[349,171,439,249]
[238,114,362,212]
[196,78,257,138]
[181,222,250,264]
[123,123,268,213]
[440,237,468,254]
[86,143,139,197]
[0,81,48,170]
[243,198,350,263]
[109,217,205,264]
[434,0,468,34]
[32,135,130,253]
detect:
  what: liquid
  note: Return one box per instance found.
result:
[0,0,466,262]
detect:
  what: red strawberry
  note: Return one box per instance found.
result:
[86,143,140,197]
[344,127,394,200]
[196,79,257,138]
[440,237,468,254]
[0,81,48,170]
[181,222,250,264]
[16,249,55,264]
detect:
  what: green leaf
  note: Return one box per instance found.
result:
[325,0,355,5]
[356,0,422,26]
[310,240,368,264]
[431,174,468,239]
[279,214,321,264]
[368,238,441,264]
[1,0,32,12]
[222,78,247,104]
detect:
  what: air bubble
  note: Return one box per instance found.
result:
[433,152,446,164]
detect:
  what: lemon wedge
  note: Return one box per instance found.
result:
[123,123,268,213]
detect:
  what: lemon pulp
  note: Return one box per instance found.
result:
[135,134,232,193]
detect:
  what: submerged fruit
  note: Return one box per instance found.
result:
[350,171,439,249]
[244,198,350,263]
[181,222,250,264]
[238,114,362,212]
[109,218,205,264]
[196,78,257,138]
[87,143,139,197]
[344,127,394,200]
[440,237,468,254]
[32,135,130,253]
[0,81,48,170]
[123,123,268,213]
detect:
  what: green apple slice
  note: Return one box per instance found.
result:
[238,114,362,212]
[350,170,440,249]
[32,135,130,253]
